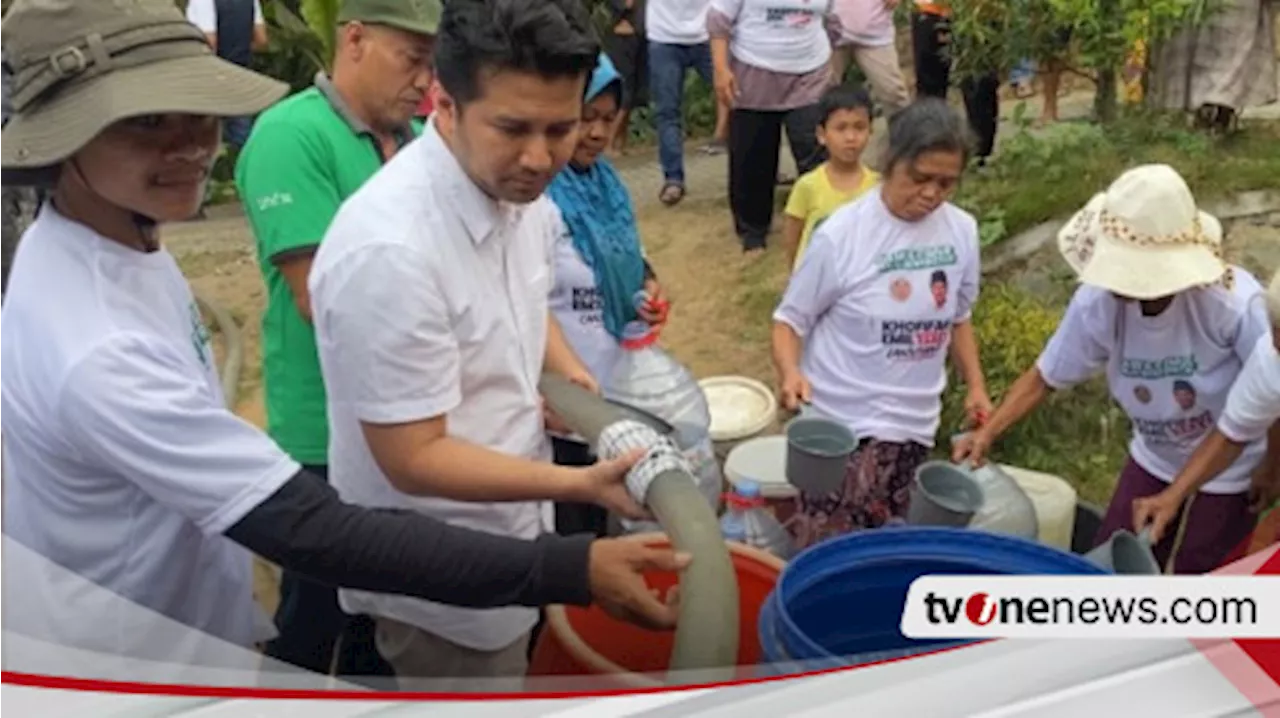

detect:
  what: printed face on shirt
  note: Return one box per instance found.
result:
[817,107,872,167]
[930,270,948,309]
[570,87,621,170]
[1172,380,1197,411]
[338,23,435,131]
[882,150,964,222]
[435,69,587,203]
[63,114,219,222]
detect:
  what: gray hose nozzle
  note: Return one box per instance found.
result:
[539,372,741,683]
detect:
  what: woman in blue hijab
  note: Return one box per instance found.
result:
[547,53,669,537]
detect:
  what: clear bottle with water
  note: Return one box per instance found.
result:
[720,480,794,560]
[605,314,724,531]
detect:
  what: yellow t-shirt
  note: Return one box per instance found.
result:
[785,163,881,271]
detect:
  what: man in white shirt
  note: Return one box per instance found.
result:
[309,0,652,689]
[185,0,268,148]
[648,0,728,205]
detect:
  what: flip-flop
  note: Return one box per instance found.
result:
[659,182,685,206]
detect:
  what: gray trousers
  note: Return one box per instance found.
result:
[374,616,531,692]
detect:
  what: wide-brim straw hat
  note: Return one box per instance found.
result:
[1057,164,1229,299]
[1,0,288,182]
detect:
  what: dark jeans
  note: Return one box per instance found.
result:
[728,104,826,250]
[911,12,999,160]
[223,115,254,149]
[649,41,715,185]
[263,464,394,681]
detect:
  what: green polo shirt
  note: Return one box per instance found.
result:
[235,74,424,465]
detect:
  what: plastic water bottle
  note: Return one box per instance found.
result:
[720,480,795,560]
[605,317,724,519]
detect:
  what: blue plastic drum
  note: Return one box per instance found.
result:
[759,527,1109,669]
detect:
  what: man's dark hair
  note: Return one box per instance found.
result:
[435,0,601,105]
[931,270,947,286]
[818,83,873,126]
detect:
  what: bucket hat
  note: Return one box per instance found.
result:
[1,0,288,180]
[1057,164,1229,300]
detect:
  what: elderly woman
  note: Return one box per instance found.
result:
[955,165,1273,574]
[772,99,991,548]
[709,0,843,254]
[546,54,670,536]
[1134,269,1280,546]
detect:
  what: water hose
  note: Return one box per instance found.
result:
[194,289,243,409]
[538,372,741,683]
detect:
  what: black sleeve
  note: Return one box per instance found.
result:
[225,470,594,609]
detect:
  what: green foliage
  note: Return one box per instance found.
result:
[946,0,1220,119]
[936,282,1127,504]
[955,112,1280,247]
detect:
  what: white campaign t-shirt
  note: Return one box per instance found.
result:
[774,188,981,446]
[1036,273,1271,494]
[1219,335,1280,444]
[546,216,626,389]
[648,0,714,44]
[309,123,555,652]
[0,205,298,657]
[712,0,834,74]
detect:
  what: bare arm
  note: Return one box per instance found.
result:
[772,321,812,410]
[273,251,316,323]
[544,311,597,391]
[782,216,805,271]
[1161,428,1248,504]
[977,366,1051,444]
[360,416,578,501]
[252,23,269,51]
[949,321,987,395]
[203,32,218,50]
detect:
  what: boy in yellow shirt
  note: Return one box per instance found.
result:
[783,85,880,272]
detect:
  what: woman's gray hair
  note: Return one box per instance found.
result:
[884,98,973,173]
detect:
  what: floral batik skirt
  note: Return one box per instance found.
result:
[786,438,930,551]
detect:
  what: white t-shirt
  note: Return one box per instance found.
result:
[712,0,834,74]
[1036,273,1271,494]
[185,0,264,32]
[0,205,298,657]
[309,122,555,652]
[546,214,625,389]
[648,0,713,44]
[773,188,981,446]
[1219,335,1280,444]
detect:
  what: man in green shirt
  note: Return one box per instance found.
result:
[235,0,438,680]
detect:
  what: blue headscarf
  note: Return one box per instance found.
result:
[546,54,647,342]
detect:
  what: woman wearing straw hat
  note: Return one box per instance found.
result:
[954,164,1274,574]
[1134,269,1280,547]
[0,0,685,666]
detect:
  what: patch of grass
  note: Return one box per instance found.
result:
[957,111,1280,247]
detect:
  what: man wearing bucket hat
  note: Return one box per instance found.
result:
[234,0,441,681]
[0,0,687,673]
[954,164,1273,574]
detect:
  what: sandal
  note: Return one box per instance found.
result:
[659,182,685,206]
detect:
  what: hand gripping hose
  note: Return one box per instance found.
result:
[538,373,740,684]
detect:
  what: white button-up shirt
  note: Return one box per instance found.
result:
[309,122,558,651]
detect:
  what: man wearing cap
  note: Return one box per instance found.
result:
[234,0,441,680]
[0,0,687,675]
